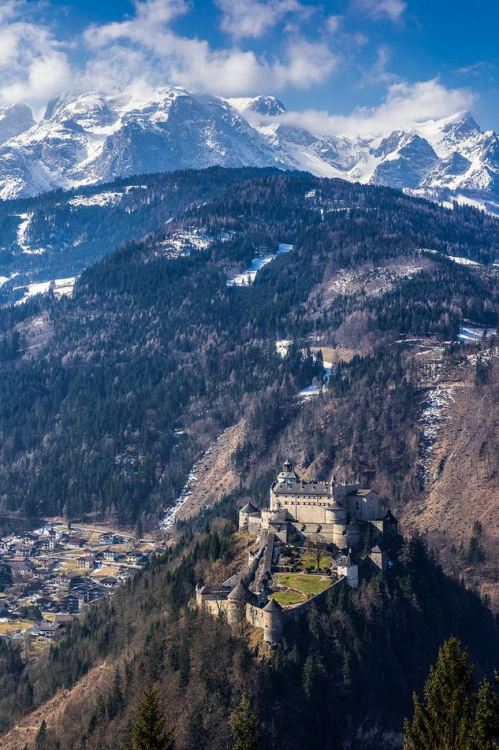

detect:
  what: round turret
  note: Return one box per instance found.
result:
[226,580,250,625]
[238,501,260,532]
[324,502,347,525]
[262,597,283,643]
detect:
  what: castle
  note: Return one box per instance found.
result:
[196,461,397,644]
[239,459,396,547]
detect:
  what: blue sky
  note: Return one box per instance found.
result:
[2,0,498,132]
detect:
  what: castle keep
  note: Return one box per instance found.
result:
[196,461,397,644]
[240,459,393,546]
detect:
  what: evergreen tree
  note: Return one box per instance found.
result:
[404,638,498,750]
[231,695,258,750]
[128,684,174,750]
[470,678,499,750]
[35,718,47,749]
[108,669,124,719]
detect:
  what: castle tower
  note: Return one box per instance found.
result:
[238,501,260,532]
[336,551,359,588]
[195,583,205,609]
[276,459,299,485]
[262,598,283,644]
[226,580,250,625]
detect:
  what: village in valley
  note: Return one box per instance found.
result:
[0,522,162,648]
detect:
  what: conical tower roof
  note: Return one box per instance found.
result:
[227,580,249,601]
[240,501,259,515]
[263,597,283,612]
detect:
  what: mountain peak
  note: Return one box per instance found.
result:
[227,96,287,117]
[0,103,34,145]
[439,110,481,135]
[0,88,496,214]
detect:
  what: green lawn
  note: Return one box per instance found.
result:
[274,572,332,596]
[299,551,332,572]
[272,590,307,607]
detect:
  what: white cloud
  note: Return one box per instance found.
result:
[215,0,310,40]
[352,0,407,22]
[0,2,72,110]
[84,0,189,52]
[0,0,477,145]
[326,15,342,33]
[0,0,19,23]
[275,79,475,137]
[356,44,397,88]
[83,0,337,96]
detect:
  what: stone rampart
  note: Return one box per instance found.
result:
[245,603,265,629]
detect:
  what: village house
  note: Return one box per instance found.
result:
[125,551,144,565]
[76,554,95,570]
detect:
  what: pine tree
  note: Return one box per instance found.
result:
[403,638,498,750]
[470,678,499,750]
[231,694,258,750]
[128,684,174,750]
[35,719,47,749]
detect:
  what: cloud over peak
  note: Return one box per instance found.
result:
[0,0,72,110]
[82,0,337,96]
[0,0,481,143]
[277,79,474,137]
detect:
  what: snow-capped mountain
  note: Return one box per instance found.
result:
[0,89,284,200]
[0,104,34,146]
[233,101,499,213]
[1,88,498,214]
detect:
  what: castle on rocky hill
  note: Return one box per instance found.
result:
[239,459,396,549]
[196,461,398,645]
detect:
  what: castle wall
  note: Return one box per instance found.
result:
[246,603,265,629]
[333,483,360,503]
[239,511,262,534]
[271,496,332,525]
[346,491,380,521]
[195,587,227,607]
[346,523,361,547]
[241,552,262,586]
[198,596,231,618]
[289,522,347,548]
[337,564,359,588]
[247,516,262,534]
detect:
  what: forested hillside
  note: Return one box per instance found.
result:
[0,517,497,749]
[0,170,497,749]
[0,172,496,529]
[0,167,281,300]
